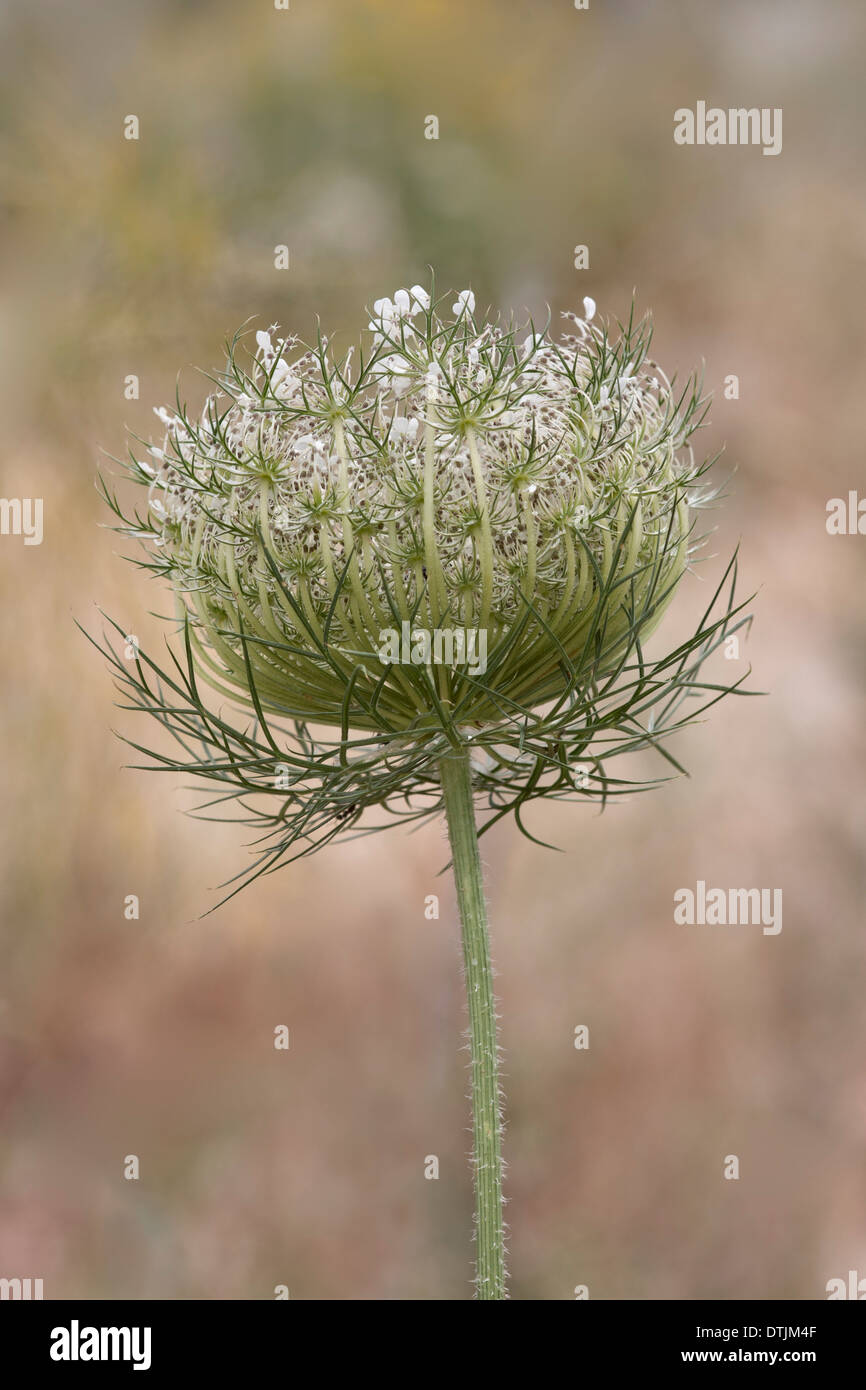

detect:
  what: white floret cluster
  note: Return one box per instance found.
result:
[130,285,703,713]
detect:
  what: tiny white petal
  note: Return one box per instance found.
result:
[409,285,430,311]
[391,416,419,441]
[452,289,475,315]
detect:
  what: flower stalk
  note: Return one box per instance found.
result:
[440,747,506,1299]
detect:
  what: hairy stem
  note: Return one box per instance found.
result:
[439,747,506,1299]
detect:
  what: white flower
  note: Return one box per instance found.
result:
[270,359,300,400]
[372,291,418,328]
[381,354,414,396]
[382,352,413,375]
[370,286,429,337]
[393,288,412,316]
[521,333,545,358]
[391,416,419,442]
[295,432,328,462]
[256,329,273,355]
[370,297,397,330]
[154,406,178,430]
[424,361,442,402]
[582,296,596,321]
[452,289,475,316]
[409,285,430,312]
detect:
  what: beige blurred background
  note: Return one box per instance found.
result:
[1,0,864,1300]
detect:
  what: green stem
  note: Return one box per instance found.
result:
[439,747,506,1299]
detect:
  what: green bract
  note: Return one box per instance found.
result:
[95,285,751,901]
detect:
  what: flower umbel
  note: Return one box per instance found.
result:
[96,284,749,891]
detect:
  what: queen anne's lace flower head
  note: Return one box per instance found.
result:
[96,279,751,897]
[119,285,712,731]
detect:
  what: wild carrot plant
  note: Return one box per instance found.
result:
[92,283,752,1298]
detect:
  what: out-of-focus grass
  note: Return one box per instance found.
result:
[1,0,865,1298]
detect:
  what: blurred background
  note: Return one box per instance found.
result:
[1,0,865,1300]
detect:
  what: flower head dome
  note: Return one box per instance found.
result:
[128,285,710,732]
